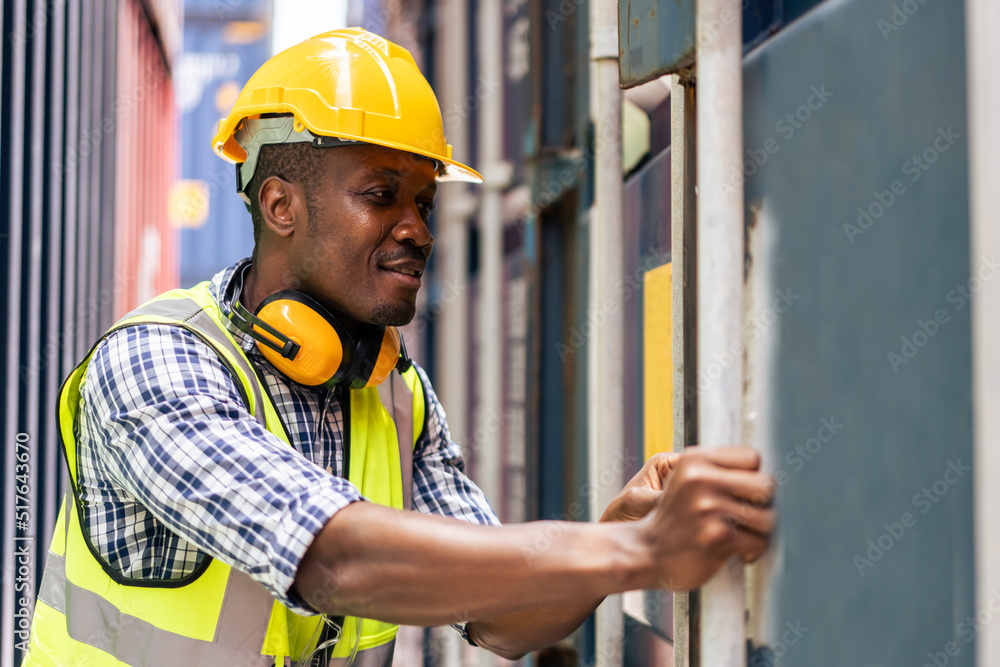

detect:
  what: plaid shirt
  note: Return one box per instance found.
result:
[75,258,499,617]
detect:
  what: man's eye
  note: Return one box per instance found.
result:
[369,190,394,202]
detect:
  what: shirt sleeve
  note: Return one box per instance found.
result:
[409,363,501,527]
[78,323,362,613]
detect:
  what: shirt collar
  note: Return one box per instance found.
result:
[208,257,256,354]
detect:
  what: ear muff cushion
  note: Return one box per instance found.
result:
[357,327,403,389]
[254,292,351,387]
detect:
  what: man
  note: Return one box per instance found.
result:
[24,29,773,666]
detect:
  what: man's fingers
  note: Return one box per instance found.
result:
[731,527,770,563]
[720,498,776,537]
[686,445,762,471]
[714,468,775,506]
[640,452,680,490]
[671,462,774,507]
[620,487,661,519]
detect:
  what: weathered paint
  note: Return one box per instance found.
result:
[619,0,697,88]
[618,0,788,89]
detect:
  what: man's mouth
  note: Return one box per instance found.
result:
[380,260,425,287]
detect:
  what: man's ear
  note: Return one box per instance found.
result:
[258,175,305,238]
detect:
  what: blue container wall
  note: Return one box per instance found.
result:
[177,1,271,288]
[742,0,974,663]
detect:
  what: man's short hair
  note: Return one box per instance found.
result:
[244,133,328,243]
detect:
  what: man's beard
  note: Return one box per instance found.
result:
[369,300,416,327]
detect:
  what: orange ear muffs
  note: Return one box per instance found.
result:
[351,325,403,389]
[227,266,411,389]
[252,291,353,387]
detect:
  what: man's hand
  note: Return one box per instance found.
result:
[294,445,774,659]
[600,452,680,523]
[638,445,775,591]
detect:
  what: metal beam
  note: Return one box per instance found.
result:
[670,71,697,667]
[695,0,746,664]
[966,0,1000,665]
[588,0,625,662]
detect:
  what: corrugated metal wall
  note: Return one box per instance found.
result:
[0,1,177,664]
[115,0,178,314]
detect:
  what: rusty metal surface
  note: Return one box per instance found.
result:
[619,0,697,88]
[618,0,829,88]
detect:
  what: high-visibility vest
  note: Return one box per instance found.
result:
[23,282,425,667]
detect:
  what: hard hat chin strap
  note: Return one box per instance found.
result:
[234,115,357,209]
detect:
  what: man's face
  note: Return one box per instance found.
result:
[290,144,437,330]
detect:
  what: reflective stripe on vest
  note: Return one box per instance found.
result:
[23,282,424,667]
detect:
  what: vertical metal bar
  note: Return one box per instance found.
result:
[87,0,103,340]
[0,1,6,663]
[76,0,93,355]
[695,0,745,664]
[62,0,82,371]
[588,0,625,662]
[43,0,68,556]
[100,0,117,326]
[117,0,135,315]
[966,1,1000,666]
[432,1,474,661]
[112,0,125,317]
[476,1,506,661]
[476,0,505,512]
[3,2,30,664]
[435,0,473,472]
[670,72,697,667]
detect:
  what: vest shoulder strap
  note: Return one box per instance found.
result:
[110,283,284,440]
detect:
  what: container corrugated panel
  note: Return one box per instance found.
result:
[115,0,177,316]
[0,1,177,664]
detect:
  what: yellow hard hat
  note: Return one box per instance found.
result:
[212,28,482,189]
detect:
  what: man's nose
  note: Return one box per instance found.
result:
[392,205,434,253]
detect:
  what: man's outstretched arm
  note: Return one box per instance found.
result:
[463,453,679,659]
[292,446,774,658]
